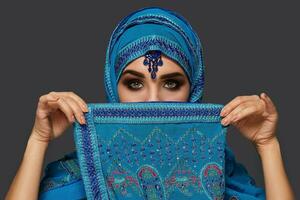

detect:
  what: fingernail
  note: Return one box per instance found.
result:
[221,109,226,116]
[221,119,227,125]
[80,115,86,124]
[262,93,268,98]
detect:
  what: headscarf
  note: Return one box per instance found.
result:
[103,6,205,103]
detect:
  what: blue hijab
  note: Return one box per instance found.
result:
[103,6,204,103]
[39,7,266,200]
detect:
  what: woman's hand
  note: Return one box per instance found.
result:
[220,92,279,149]
[5,91,89,200]
[30,91,89,143]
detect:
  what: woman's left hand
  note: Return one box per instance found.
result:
[220,93,279,149]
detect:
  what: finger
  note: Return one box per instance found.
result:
[230,106,258,124]
[48,97,75,123]
[221,95,259,117]
[39,93,59,104]
[60,93,87,113]
[61,92,89,112]
[260,92,277,114]
[221,101,253,125]
[38,93,60,113]
[48,92,61,102]
[68,94,89,113]
[229,97,265,124]
[63,96,86,124]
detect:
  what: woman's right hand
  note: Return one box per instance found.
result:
[30,91,89,143]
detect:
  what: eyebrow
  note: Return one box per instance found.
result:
[122,69,185,79]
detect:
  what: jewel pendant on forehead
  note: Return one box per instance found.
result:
[143,50,163,79]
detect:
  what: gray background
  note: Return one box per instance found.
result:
[1,1,299,198]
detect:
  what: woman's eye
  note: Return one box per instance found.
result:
[164,80,180,89]
[127,80,143,90]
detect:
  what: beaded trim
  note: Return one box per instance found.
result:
[74,111,109,200]
[91,102,223,123]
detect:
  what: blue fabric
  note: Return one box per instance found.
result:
[39,152,86,200]
[74,102,226,199]
[38,6,266,200]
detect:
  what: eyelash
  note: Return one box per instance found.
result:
[123,79,182,91]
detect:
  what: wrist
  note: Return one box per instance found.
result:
[23,132,49,161]
[255,136,280,157]
[29,130,51,147]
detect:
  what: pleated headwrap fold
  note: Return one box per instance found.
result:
[104,6,205,103]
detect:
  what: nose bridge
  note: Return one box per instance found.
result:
[146,81,160,101]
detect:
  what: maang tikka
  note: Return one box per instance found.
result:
[143,50,164,79]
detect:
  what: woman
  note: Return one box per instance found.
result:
[5,6,294,200]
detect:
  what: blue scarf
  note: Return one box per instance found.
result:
[74,102,227,200]
[39,6,266,200]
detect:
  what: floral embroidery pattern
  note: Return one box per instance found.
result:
[164,160,203,198]
[137,165,165,199]
[201,163,225,200]
[106,164,142,199]
[98,126,225,199]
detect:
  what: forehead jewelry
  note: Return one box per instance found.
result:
[143,50,163,79]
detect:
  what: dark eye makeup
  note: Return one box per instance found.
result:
[124,79,143,90]
[163,79,182,90]
[121,78,184,91]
